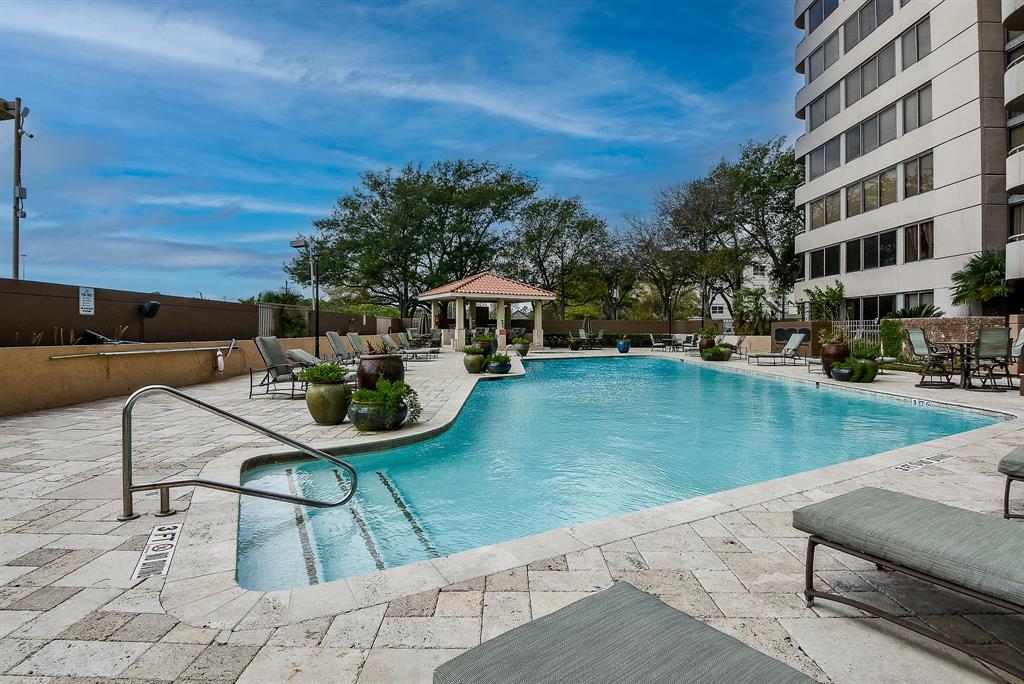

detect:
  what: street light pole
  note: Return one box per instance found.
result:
[291,237,320,358]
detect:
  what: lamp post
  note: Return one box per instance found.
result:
[2,97,31,280]
[291,238,320,358]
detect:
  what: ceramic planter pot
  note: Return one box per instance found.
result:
[861,359,879,383]
[830,367,853,382]
[701,348,733,362]
[347,400,408,431]
[820,342,850,377]
[473,340,497,355]
[568,339,582,351]
[513,343,531,358]
[304,382,351,425]
[486,361,512,374]
[698,338,715,352]
[356,354,404,390]
[464,354,486,374]
[617,341,631,353]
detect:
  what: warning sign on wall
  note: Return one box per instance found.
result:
[79,287,95,316]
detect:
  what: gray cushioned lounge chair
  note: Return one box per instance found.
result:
[793,487,1024,679]
[250,336,305,399]
[399,332,439,358]
[434,581,814,684]
[746,333,805,366]
[284,348,321,367]
[347,332,368,356]
[999,445,1024,519]
[325,331,358,366]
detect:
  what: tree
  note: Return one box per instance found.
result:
[239,289,309,337]
[623,213,692,332]
[501,196,607,317]
[951,250,1013,315]
[803,281,845,321]
[589,231,641,320]
[732,286,779,335]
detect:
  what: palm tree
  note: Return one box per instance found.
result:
[888,304,944,318]
[950,251,1013,315]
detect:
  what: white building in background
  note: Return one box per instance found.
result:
[792,0,1017,319]
[708,262,798,326]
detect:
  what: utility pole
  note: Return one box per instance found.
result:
[2,98,30,280]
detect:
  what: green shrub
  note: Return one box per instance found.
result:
[463,346,487,355]
[717,342,737,350]
[351,380,422,430]
[701,345,732,361]
[297,362,347,384]
[832,358,877,383]
[511,337,529,344]
[485,354,510,364]
[879,319,904,358]
[851,340,880,360]
[698,326,718,341]
[472,334,496,343]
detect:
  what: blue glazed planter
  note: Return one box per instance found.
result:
[617,341,631,353]
[830,367,853,382]
[486,362,512,374]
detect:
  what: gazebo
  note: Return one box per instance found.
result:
[417,272,557,349]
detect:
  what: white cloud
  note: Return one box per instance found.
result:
[135,194,326,216]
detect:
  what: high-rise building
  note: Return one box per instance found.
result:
[792,0,1018,318]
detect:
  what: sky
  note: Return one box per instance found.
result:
[0,0,803,301]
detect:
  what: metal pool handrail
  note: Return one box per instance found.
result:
[119,385,357,520]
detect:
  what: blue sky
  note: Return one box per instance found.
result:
[1,0,803,301]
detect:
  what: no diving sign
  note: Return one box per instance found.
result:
[132,523,183,581]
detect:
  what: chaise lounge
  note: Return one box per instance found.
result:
[1000,444,1024,519]
[434,581,814,683]
[793,486,1024,679]
[249,336,309,399]
[746,333,805,366]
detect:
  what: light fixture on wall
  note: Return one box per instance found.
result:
[140,300,160,342]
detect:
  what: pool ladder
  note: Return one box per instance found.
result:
[118,385,357,521]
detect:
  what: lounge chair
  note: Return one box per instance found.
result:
[794,487,1024,679]
[968,327,1013,390]
[383,334,429,362]
[325,331,358,366]
[1000,445,1024,519]
[591,329,605,348]
[429,329,443,349]
[284,348,321,366]
[347,332,369,356]
[434,581,813,684]
[746,333,805,366]
[649,333,667,351]
[805,356,822,373]
[906,327,955,388]
[719,334,745,357]
[250,336,306,399]
[398,332,439,358]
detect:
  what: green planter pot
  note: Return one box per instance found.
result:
[487,361,512,374]
[347,400,408,431]
[513,343,530,358]
[305,382,351,425]
[464,354,486,374]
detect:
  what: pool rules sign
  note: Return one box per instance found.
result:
[132,523,183,580]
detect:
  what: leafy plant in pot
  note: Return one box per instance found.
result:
[698,327,718,352]
[356,339,404,390]
[297,362,350,425]
[700,345,733,362]
[472,334,497,356]
[850,340,881,379]
[485,353,512,374]
[347,380,422,432]
[463,346,487,374]
[616,336,631,353]
[511,336,531,357]
[830,358,878,383]
[817,328,849,377]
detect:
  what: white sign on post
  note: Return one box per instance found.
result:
[79,287,95,316]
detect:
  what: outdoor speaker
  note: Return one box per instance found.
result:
[141,301,161,318]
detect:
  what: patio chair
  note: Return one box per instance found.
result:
[347,332,368,356]
[249,336,306,399]
[906,327,955,388]
[720,334,746,357]
[401,331,439,357]
[383,334,430,362]
[968,327,1013,390]
[429,329,442,349]
[325,331,358,366]
[434,581,814,684]
[746,333,804,366]
[999,445,1024,519]
[649,333,667,351]
[285,348,321,366]
[794,487,1024,679]
[805,357,822,373]
[592,329,605,348]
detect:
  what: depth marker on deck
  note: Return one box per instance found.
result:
[131,522,183,581]
[892,452,957,472]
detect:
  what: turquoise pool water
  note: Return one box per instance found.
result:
[237,356,997,590]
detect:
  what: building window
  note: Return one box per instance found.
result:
[902,16,931,69]
[846,167,897,216]
[809,137,841,179]
[810,245,841,278]
[903,151,933,197]
[845,41,896,106]
[809,83,841,130]
[851,229,898,271]
[808,0,839,32]
[809,191,841,229]
[846,239,861,272]
[903,220,934,262]
[848,294,896,321]
[1012,124,1024,152]
[844,0,894,52]
[808,31,841,82]
[1012,202,1024,236]
[846,104,897,161]
[904,290,934,308]
[711,303,725,315]
[752,263,767,277]
[903,83,932,132]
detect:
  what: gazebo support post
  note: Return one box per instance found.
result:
[455,296,466,349]
[430,301,439,331]
[533,300,544,348]
[496,299,507,349]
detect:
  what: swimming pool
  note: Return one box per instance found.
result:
[237,356,997,590]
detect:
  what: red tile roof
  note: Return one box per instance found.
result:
[418,272,556,300]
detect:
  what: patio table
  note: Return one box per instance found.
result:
[931,340,976,390]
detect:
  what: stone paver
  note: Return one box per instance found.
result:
[0,349,1021,683]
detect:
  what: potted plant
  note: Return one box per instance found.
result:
[472,334,497,356]
[567,333,582,351]
[700,345,733,362]
[463,346,487,373]
[830,358,877,383]
[616,336,631,353]
[485,353,512,374]
[511,336,531,358]
[356,339,404,390]
[297,362,351,425]
[347,380,422,432]
[830,362,854,382]
[818,328,850,377]
[851,341,881,379]
[697,327,717,352]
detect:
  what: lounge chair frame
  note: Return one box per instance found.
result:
[1005,475,1024,519]
[249,337,306,399]
[907,328,955,388]
[804,535,1023,679]
[746,333,804,366]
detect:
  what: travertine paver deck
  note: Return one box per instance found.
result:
[0,348,1021,683]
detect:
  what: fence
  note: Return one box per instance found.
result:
[831,320,880,346]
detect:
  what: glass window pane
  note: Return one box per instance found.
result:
[825,245,841,276]
[864,175,879,211]
[811,147,825,179]
[810,98,824,129]
[863,57,878,94]
[846,299,859,320]
[810,48,824,80]
[1011,125,1024,151]
[860,4,876,37]
[879,105,896,144]
[845,72,861,105]
[904,91,919,131]
[904,225,918,261]
[825,85,840,119]
[879,43,896,84]
[879,230,897,265]
[902,30,917,68]
[811,200,825,228]
[904,157,920,197]
[846,239,861,271]
[920,153,933,192]
[824,32,839,68]
[811,250,825,278]
[825,137,840,172]
[863,117,879,153]
[880,168,897,205]
[920,290,933,305]
[919,221,933,259]
[825,0,839,16]
[809,0,824,31]
[863,296,879,320]
[846,126,861,160]
[845,15,860,51]
[1014,205,1024,234]
[878,294,896,318]
[825,192,841,223]
[877,0,893,23]
[918,18,930,58]
[864,235,879,269]
[846,182,862,216]
[919,84,931,124]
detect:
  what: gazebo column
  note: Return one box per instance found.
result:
[533,300,544,348]
[455,296,466,349]
[430,301,439,330]
[496,299,507,349]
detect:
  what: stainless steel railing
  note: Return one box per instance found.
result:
[119,385,357,521]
